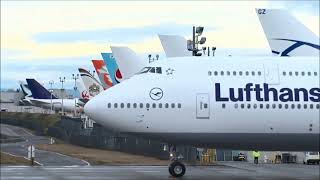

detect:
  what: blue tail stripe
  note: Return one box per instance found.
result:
[273,38,320,56]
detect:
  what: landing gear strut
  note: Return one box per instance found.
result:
[166,145,186,178]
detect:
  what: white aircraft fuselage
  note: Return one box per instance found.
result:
[84,56,320,151]
[30,98,81,112]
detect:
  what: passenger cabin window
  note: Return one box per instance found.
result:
[171,103,175,108]
[165,103,169,108]
[203,103,208,109]
[159,103,163,108]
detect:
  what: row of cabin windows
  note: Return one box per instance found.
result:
[282,71,318,76]
[221,103,320,109]
[208,71,319,77]
[107,103,181,109]
[208,71,262,76]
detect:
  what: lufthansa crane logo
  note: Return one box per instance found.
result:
[149,87,163,101]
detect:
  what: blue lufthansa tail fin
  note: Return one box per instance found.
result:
[26,79,58,99]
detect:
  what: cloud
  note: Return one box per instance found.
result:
[0,49,30,58]
[1,56,97,90]
[269,1,319,16]
[33,23,215,44]
[1,0,318,90]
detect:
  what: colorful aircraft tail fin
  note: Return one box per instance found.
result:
[76,80,91,100]
[78,68,104,97]
[256,8,319,56]
[110,46,145,80]
[101,52,123,84]
[26,79,58,99]
[92,60,113,89]
[158,34,192,57]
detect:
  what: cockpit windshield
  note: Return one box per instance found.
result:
[137,67,162,74]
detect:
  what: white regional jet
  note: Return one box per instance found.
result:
[84,54,320,177]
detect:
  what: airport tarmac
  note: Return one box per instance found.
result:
[1,124,89,166]
[1,163,319,180]
[1,124,319,179]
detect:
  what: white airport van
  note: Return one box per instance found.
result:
[303,152,320,165]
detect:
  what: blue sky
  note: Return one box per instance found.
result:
[1,1,319,90]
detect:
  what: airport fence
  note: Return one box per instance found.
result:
[0,112,197,162]
[47,116,197,161]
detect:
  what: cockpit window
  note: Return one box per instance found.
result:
[138,67,151,74]
[137,67,162,74]
[156,67,162,74]
[149,67,155,73]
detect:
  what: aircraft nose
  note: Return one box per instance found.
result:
[84,97,97,119]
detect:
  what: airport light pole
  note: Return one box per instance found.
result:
[72,74,79,117]
[59,77,66,115]
[49,80,54,113]
[188,26,206,56]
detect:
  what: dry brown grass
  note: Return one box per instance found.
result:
[0,152,31,165]
[36,143,168,165]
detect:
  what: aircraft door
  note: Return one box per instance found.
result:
[264,64,280,85]
[196,93,210,119]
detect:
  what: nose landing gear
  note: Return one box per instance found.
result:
[169,161,186,177]
[167,145,186,178]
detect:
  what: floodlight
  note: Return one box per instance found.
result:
[196,26,204,35]
[199,37,206,44]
